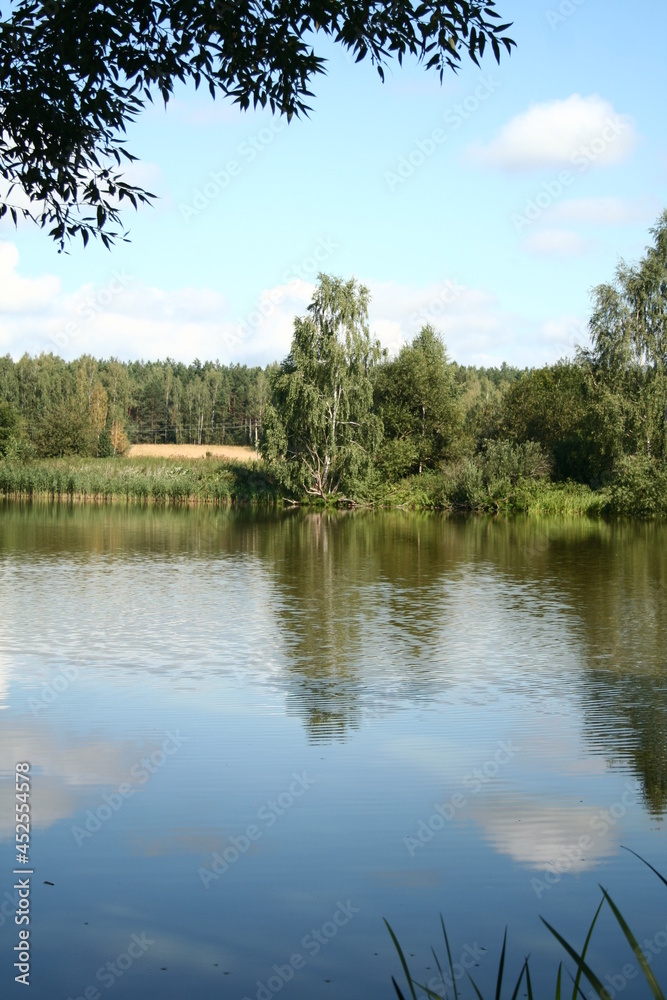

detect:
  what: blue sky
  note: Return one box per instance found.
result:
[1,0,666,368]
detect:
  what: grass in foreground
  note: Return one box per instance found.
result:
[387,849,666,1000]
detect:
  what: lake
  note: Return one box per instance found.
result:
[1,503,666,999]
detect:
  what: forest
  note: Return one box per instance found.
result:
[1,212,666,516]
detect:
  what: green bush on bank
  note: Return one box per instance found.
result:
[373,440,603,515]
[378,467,607,516]
[607,455,667,517]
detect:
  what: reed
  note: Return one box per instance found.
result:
[387,849,666,1000]
[0,456,280,505]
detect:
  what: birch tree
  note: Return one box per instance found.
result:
[262,274,383,499]
[586,209,667,459]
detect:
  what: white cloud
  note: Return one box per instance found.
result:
[471,94,638,171]
[550,196,658,226]
[0,721,153,839]
[0,243,309,365]
[521,228,594,257]
[540,315,589,355]
[0,243,580,370]
[232,277,315,364]
[368,279,538,366]
[0,243,60,313]
[470,795,619,871]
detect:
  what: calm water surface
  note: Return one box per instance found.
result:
[1,503,666,998]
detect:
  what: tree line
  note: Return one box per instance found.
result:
[2,211,666,514]
[260,211,667,513]
[0,356,272,459]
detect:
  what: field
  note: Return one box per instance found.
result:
[126,443,258,461]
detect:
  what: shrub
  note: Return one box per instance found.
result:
[608,455,667,517]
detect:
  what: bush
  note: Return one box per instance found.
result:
[480,438,552,483]
[376,438,420,482]
[608,455,667,516]
[97,429,113,457]
[3,435,37,464]
[0,402,20,456]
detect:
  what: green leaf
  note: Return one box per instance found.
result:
[621,847,667,890]
[601,888,664,999]
[541,901,611,1000]
[440,915,460,1000]
[385,919,418,1000]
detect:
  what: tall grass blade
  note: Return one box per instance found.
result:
[509,957,530,1000]
[570,896,604,999]
[385,919,418,1000]
[494,928,508,1000]
[541,898,610,999]
[466,974,486,1000]
[621,847,667,890]
[407,972,447,1000]
[440,915,460,1000]
[411,982,446,1000]
[430,945,447,999]
[600,888,664,999]
[554,962,562,1000]
[523,959,535,1000]
[565,971,589,1000]
[392,975,408,1000]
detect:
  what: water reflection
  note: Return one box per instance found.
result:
[2,502,667,999]
[0,650,9,711]
[1,502,666,801]
[0,504,667,815]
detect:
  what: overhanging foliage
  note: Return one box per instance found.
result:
[0,0,514,248]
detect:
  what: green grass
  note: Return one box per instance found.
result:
[0,455,280,505]
[387,849,666,1000]
[1,454,663,518]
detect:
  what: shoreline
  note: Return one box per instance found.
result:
[0,455,664,517]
